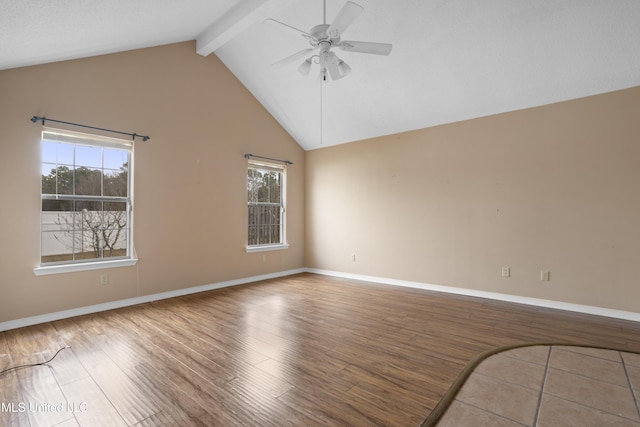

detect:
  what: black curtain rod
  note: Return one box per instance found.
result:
[31,116,150,142]
[244,153,293,165]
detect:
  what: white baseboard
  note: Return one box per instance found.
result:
[0,268,306,332]
[306,268,640,323]
[3,267,638,332]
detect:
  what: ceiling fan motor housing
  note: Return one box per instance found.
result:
[309,24,341,48]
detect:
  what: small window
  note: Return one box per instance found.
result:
[40,129,133,266]
[247,160,287,251]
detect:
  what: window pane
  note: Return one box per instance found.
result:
[74,167,102,196]
[42,164,57,193]
[102,201,128,258]
[258,172,280,203]
[41,200,76,263]
[269,173,281,204]
[103,149,128,170]
[42,141,58,164]
[76,145,102,168]
[56,142,74,166]
[258,172,270,203]
[248,205,259,245]
[42,162,56,177]
[74,204,101,260]
[248,169,261,203]
[42,198,74,213]
[41,166,74,195]
[103,168,128,197]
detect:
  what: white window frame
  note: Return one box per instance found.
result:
[34,128,137,276]
[246,159,288,253]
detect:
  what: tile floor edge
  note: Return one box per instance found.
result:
[420,342,640,427]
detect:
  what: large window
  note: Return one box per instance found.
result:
[40,129,133,267]
[247,160,287,251]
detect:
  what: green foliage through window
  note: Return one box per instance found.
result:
[247,162,285,246]
[40,130,133,264]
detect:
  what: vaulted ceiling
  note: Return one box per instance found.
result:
[2,0,640,150]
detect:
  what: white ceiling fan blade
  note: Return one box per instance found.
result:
[271,48,315,68]
[338,40,392,56]
[263,19,317,43]
[327,1,363,38]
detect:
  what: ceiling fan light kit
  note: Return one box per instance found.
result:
[298,58,313,75]
[266,1,392,82]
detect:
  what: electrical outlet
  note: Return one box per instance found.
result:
[100,274,108,285]
[501,267,510,278]
[540,270,550,281]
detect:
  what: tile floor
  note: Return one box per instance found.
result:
[437,346,640,426]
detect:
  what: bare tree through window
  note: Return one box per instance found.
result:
[40,130,132,264]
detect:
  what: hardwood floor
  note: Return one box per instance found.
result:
[1,273,640,426]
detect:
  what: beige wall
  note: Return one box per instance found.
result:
[1,40,638,323]
[305,87,640,313]
[0,42,305,323]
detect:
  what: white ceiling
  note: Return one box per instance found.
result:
[2,0,640,150]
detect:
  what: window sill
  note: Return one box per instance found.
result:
[34,258,138,276]
[246,244,289,253]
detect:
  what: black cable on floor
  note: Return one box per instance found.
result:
[0,346,71,376]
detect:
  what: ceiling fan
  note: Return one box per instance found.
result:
[265,0,392,81]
